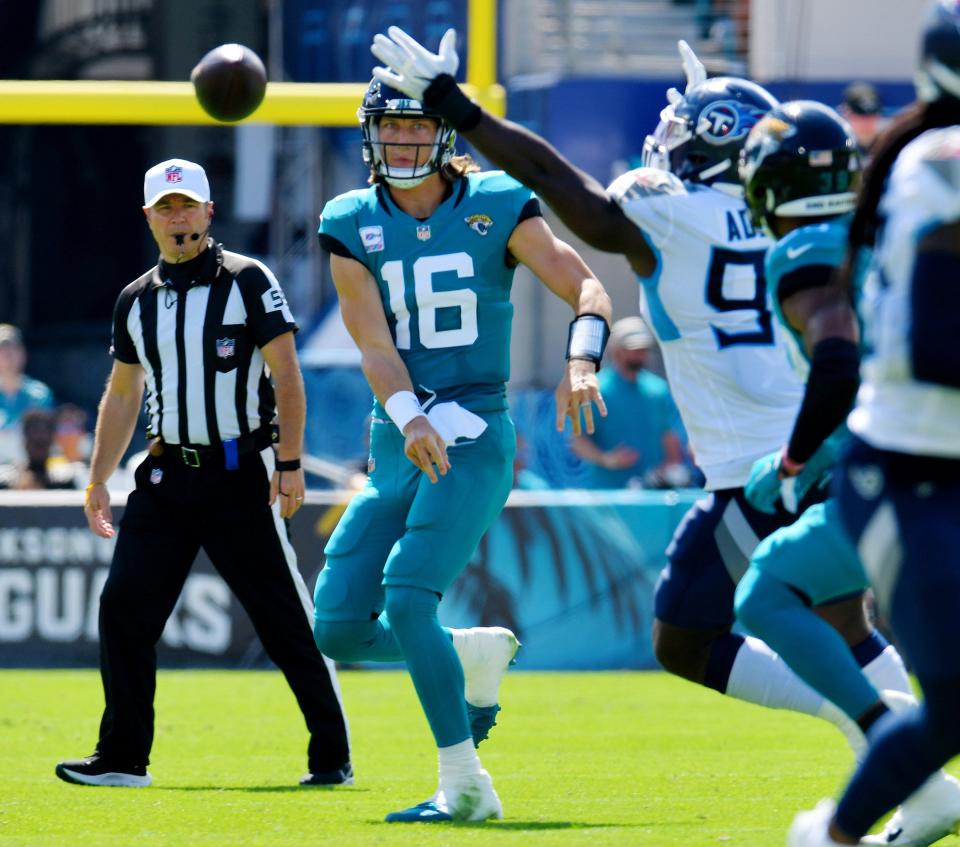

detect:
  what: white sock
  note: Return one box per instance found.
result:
[438,739,481,790]
[725,636,828,717]
[863,645,913,699]
[726,637,872,759]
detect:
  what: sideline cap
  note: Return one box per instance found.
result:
[842,82,882,116]
[144,158,211,207]
[609,316,654,351]
[0,324,23,347]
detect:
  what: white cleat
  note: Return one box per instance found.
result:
[450,626,520,707]
[788,799,851,847]
[386,769,503,822]
[861,773,960,846]
[441,769,504,822]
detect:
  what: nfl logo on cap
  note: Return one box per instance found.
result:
[144,158,211,207]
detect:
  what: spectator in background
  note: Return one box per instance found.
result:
[839,81,886,153]
[0,324,54,464]
[571,317,689,489]
[0,408,80,490]
[52,403,91,464]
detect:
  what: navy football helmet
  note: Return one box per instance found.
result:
[917,0,960,102]
[643,77,779,190]
[358,79,457,187]
[739,101,861,235]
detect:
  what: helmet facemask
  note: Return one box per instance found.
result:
[359,86,457,188]
[643,78,779,195]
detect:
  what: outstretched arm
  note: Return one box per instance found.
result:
[371,27,655,274]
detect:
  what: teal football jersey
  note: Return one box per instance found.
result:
[320,171,537,413]
[765,217,850,371]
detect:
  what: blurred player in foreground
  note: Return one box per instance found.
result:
[734,100,960,846]
[789,2,960,844]
[312,80,612,822]
[370,28,900,764]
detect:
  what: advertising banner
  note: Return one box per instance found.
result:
[0,489,699,670]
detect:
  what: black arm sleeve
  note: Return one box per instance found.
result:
[786,337,861,464]
[518,197,542,224]
[318,233,354,258]
[110,287,140,363]
[777,264,836,304]
[235,265,298,350]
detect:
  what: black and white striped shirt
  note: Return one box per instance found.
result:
[111,240,297,446]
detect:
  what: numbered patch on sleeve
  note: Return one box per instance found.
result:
[261,287,288,314]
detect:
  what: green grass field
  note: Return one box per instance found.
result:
[0,669,947,847]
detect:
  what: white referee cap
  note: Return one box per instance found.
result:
[144,158,211,207]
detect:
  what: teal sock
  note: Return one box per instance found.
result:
[735,568,879,720]
[385,585,471,748]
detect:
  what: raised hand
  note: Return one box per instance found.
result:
[666,39,708,105]
[371,26,460,101]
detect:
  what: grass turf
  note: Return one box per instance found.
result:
[0,669,942,846]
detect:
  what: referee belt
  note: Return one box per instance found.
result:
[156,428,274,468]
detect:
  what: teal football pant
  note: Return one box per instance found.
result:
[736,499,879,719]
[313,411,515,747]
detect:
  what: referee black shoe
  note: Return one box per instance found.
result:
[299,762,354,787]
[55,754,152,787]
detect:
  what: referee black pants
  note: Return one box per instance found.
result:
[94,445,349,772]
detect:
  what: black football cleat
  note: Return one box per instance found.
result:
[299,762,354,786]
[55,754,151,787]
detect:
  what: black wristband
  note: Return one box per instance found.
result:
[275,458,301,472]
[423,74,482,131]
[787,337,860,464]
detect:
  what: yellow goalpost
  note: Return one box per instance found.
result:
[0,0,503,125]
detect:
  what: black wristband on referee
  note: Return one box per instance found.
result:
[275,458,301,472]
[423,74,482,131]
[786,337,860,464]
[565,314,611,369]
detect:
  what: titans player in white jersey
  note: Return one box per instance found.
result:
[370,30,882,744]
[734,101,960,847]
[314,79,612,822]
[789,3,960,846]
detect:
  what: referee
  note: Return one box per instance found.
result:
[56,159,351,788]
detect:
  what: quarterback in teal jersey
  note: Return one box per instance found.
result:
[734,101,960,846]
[314,79,612,823]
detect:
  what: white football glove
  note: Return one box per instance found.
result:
[371,26,460,102]
[666,39,707,105]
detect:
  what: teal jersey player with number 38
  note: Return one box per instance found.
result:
[313,79,612,824]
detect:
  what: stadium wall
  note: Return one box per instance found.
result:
[0,490,699,671]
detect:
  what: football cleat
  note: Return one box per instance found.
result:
[450,626,520,746]
[55,754,151,787]
[299,762,354,786]
[788,799,851,847]
[861,772,960,846]
[450,626,520,707]
[385,769,503,823]
[467,703,501,746]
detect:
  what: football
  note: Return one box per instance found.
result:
[191,43,267,122]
